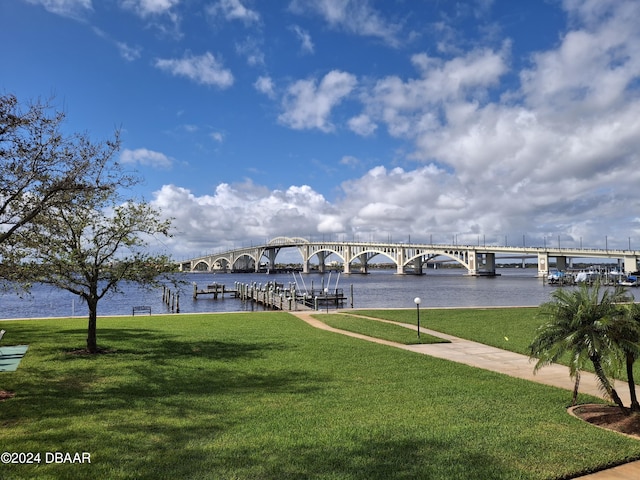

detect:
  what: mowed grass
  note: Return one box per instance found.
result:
[351,307,542,354]
[0,311,638,480]
[320,314,449,344]
[350,307,638,384]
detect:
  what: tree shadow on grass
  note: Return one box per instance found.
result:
[1,324,330,422]
[1,322,338,479]
[53,327,280,361]
[205,436,515,480]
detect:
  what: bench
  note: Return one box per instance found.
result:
[132,306,151,316]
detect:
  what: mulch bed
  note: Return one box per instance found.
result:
[571,404,640,439]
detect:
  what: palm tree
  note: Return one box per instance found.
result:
[529,280,628,409]
[610,302,640,412]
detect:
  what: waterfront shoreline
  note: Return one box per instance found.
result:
[0,304,540,322]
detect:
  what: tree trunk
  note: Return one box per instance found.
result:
[572,371,581,406]
[86,297,99,354]
[626,353,640,412]
[591,354,626,410]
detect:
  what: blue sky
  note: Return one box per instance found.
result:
[2,0,640,259]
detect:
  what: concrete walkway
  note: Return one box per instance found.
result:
[290,311,640,480]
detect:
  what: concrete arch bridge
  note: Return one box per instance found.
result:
[178,236,640,277]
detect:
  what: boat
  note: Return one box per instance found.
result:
[619,275,639,287]
[547,270,567,284]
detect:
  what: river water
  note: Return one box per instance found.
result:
[0,268,563,320]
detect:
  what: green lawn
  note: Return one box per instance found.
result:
[321,313,449,344]
[349,306,639,384]
[0,312,639,479]
[350,307,542,354]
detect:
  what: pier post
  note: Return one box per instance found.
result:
[350,284,354,308]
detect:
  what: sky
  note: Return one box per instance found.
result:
[2,0,640,261]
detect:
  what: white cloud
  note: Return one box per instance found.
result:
[116,41,142,61]
[155,52,234,87]
[521,1,640,114]
[210,131,224,143]
[352,47,508,142]
[25,0,92,18]
[289,0,401,47]
[290,25,314,54]
[152,182,336,254]
[278,70,357,131]
[348,114,377,136]
[120,0,180,18]
[339,155,360,167]
[235,37,265,66]
[120,148,173,168]
[254,75,276,98]
[206,0,260,25]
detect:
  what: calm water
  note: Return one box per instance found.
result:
[0,268,558,319]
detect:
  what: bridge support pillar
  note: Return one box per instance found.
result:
[485,253,496,275]
[413,256,423,275]
[624,256,639,273]
[302,244,310,274]
[343,246,351,274]
[556,256,567,271]
[357,253,370,274]
[538,253,549,277]
[396,247,406,274]
[317,251,326,273]
[467,251,477,275]
[264,248,277,272]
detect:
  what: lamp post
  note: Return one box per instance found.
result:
[324,287,329,313]
[414,297,421,338]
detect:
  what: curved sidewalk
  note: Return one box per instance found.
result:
[290,311,640,479]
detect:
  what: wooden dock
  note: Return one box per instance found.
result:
[192,282,237,299]
[191,281,349,312]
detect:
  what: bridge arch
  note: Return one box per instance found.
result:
[346,248,396,264]
[268,236,310,246]
[344,248,398,274]
[231,252,258,271]
[193,260,211,271]
[405,250,471,272]
[214,258,230,271]
[306,247,346,273]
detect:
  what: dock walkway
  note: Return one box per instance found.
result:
[192,281,348,312]
[290,311,640,480]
